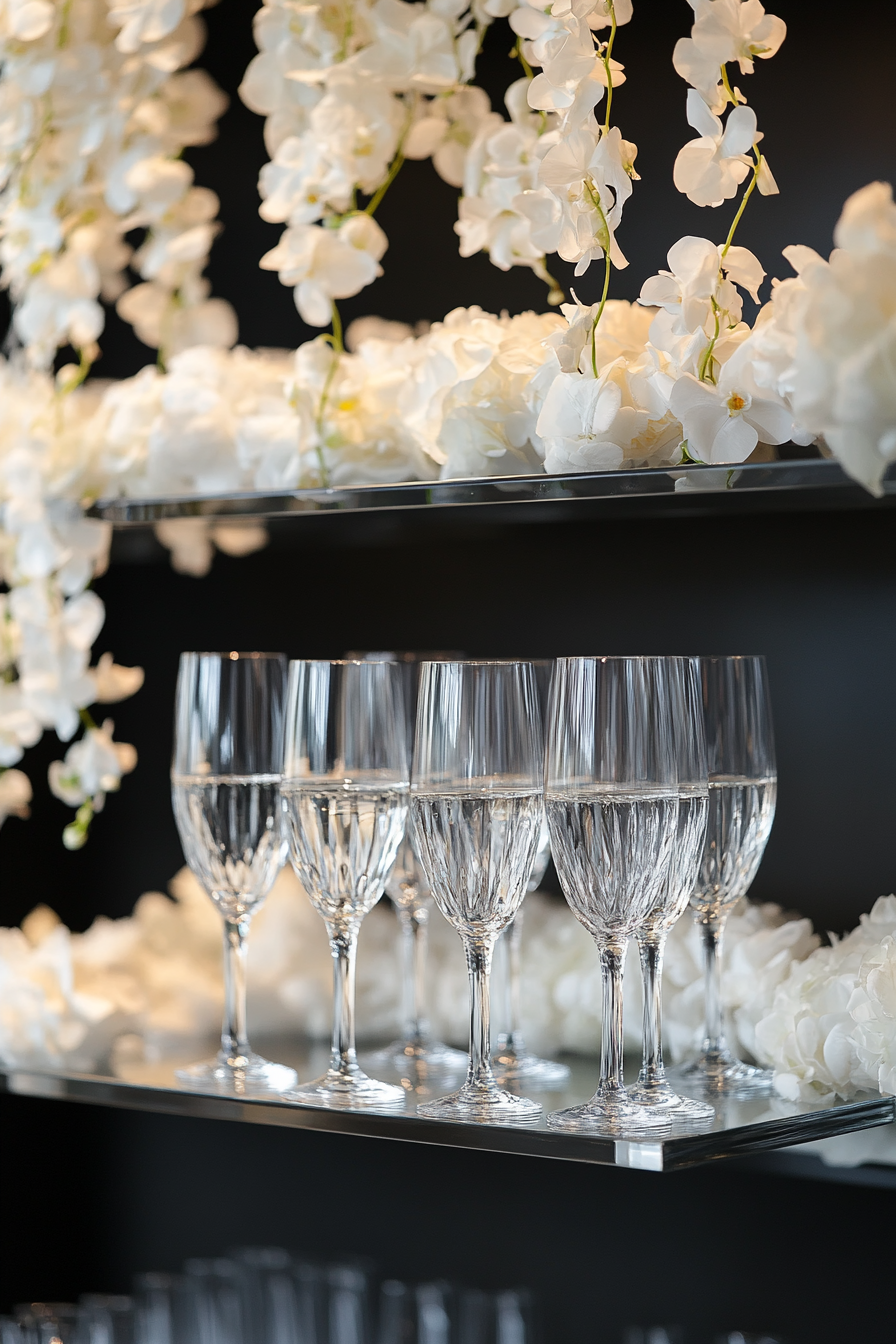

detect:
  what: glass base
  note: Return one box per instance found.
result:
[548,1090,673,1137]
[417,1078,542,1125]
[364,1037,469,1075]
[492,1042,571,1090]
[627,1078,716,1121]
[174,1052,297,1096]
[670,1050,774,1097]
[287,1066,406,1112]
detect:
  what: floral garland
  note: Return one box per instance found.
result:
[0,0,895,844]
[5,866,896,1123]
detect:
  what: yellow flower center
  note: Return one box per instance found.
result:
[727,392,746,414]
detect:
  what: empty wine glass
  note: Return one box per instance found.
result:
[348,652,467,1082]
[545,656,684,1135]
[494,659,571,1090]
[281,660,409,1109]
[627,657,715,1121]
[412,660,544,1122]
[678,655,777,1094]
[171,651,296,1094]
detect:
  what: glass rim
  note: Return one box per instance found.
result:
[180,650,286,660]
[287,658,405,667]
[417,658,537,667]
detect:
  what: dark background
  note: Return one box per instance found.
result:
[3,0,896,1335]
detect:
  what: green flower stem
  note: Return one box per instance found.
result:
[602,1,618,135]
[584,182,614,373]
[721,151,762,259]
[330,300,344,354]
[699,151,763,384]
[63,799,94,851]
[513,37,535,82]
[364,149,406,217]
[720,62,738,107]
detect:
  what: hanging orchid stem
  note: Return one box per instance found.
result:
[79,707,98,731]
[330,300,344,353]
[602,0,618,134]
[364,149,406,217]
[57,346,92,397]
[720,63,738,107]
[698,150,763,383]
[583,182,613,371]
[721,151,762,259]
[512,37,535,82]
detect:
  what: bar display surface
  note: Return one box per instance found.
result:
[2,1051,890,1173]
[92,460,896,525]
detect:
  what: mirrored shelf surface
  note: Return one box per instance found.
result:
[2,1044,891,1173]
[91,458,896,527]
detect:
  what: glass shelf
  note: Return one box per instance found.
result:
[92,459,896,527]
[2,1045,890,1173]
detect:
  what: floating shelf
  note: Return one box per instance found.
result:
[92,458,896,528]
[2,1049,891,1173]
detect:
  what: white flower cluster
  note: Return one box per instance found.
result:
[239,0,481,324]
[0,0,235,367]
[0,865,816,1078]
[754,896,896,1105]
[0,361,141,819]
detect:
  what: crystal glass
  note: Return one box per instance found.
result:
[545,656,683,1135]
[627,657,715,1121]
[412,660,545,1122]
[678,654,778,1094]
[348,652,467,1083]
[281,659,409,1109]
[494,659,571,1090]
[171,651,296,1094]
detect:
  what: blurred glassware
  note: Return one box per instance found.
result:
[627,657,715,1123]
[347,653,468,1086]
[281,660,409,1110]
[545,656,684,1136]
[171,651,295,1094]
[677,655,778,1095]
[493,659,571,1092]
[412,660,544,1123]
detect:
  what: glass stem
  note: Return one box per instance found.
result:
[507,908,525,1052]
[700,913,727,1056]
[465,940,495,1088]
[329,925,359,1076]
[400,905,429,1045]
[598,940,627,1097]
[638,928,666,1086]
[221,916,251,1065]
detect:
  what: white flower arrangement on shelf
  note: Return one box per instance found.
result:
[7,863,896,1124]
[0,0,893,838]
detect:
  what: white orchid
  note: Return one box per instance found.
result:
[673,91,758,208]
[669,356,793,464]
[49,718,137,849]
[261,214,388,327]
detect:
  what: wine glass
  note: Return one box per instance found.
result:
[494,659,571,1090]
[545,656,683,1135]
[281,659,409,1109]
[627,657,715,1121]
[171,651,296,1094]
[677,655,777,1094]
[411,660,545,1122]
[347,652,468,1082]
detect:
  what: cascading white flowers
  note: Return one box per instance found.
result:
[239,0,482,328]
[0,0,234,842]
[0,0,893,846]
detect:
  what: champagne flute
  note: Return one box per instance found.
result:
[412,660,544,1122]
[627,657,715,1120]
[494,659,571,1090]
[347,652,467,1081]
[678,655,777,1094]
[545,656,682,1135]
[281,659,408,1109]
[171,651,296,1094]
